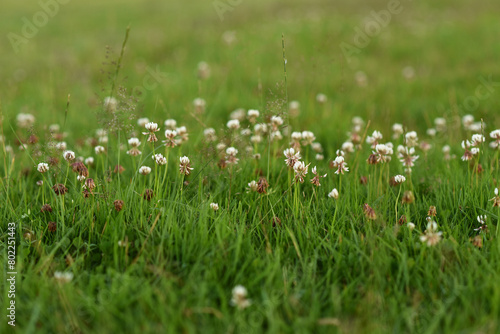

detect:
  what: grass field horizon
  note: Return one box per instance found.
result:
[2,0,500,333]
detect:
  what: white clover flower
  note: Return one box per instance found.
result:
[85,157,94,166]
[95,146,105,155]
[427,128,437,137]
[227,119,240,130]
[301,131,316,145]
[405,131,419,147]
[392,123,404,139]
[77,175,86,182]
[164,119,177,129]
[210,203,219,211]
[342,141,355,153]
[311,142,323,153]
[54,271,73,283]
[231,285,251,309]
[179,156,193,175]
[49,124,60,133]
[247,109,259,120]
[230,108,246,121]
[216,142,227,152]
[271,116,284,127]
[56,142,67,150]
[137,118,150,127]
[153,153,167,165]
[462,115,474,129]
[247,180,258,192]
[394,175,406,184]
[332,156,349,175]
[328,188,339,199]
[226,147,239,164]
[470,122,483,132]
[270,130,283,141]
[284,148,301,168]
[471,134,485,146]
[139,166,152,175]
[250,135,262,144]
[254,123,268,135]
[407,222,415,230]
[16,113,35,128]
[316,93,327,103]
[420,219,442,246]
[289,101,300,116]
[366,130,383,147]
[434,118,446,132]
[144,122,159,133]
[128,137,141,147]
[241,129,252,137]
[316,154,324,161]
[204,128,217,142]
[103,96,118,111]
[293,161,310,183]
[291,132,302,141]
[63,150,75,162]
[197,61,211,80]
[193,98,206,113]
[37,163,49,173]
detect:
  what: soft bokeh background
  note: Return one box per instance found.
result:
[2,0,499,145]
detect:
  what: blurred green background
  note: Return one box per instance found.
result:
[1,0,500,141]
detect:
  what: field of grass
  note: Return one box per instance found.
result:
[2,0,500,333]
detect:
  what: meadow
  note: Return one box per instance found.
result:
[1,0,500,333]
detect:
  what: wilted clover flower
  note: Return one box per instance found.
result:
[179,156,193,175]
[37,162,49,173]
[231,285,251,310]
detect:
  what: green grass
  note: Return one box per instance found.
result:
[2,0,500,333]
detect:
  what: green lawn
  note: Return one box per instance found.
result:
[1,0,500,333]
